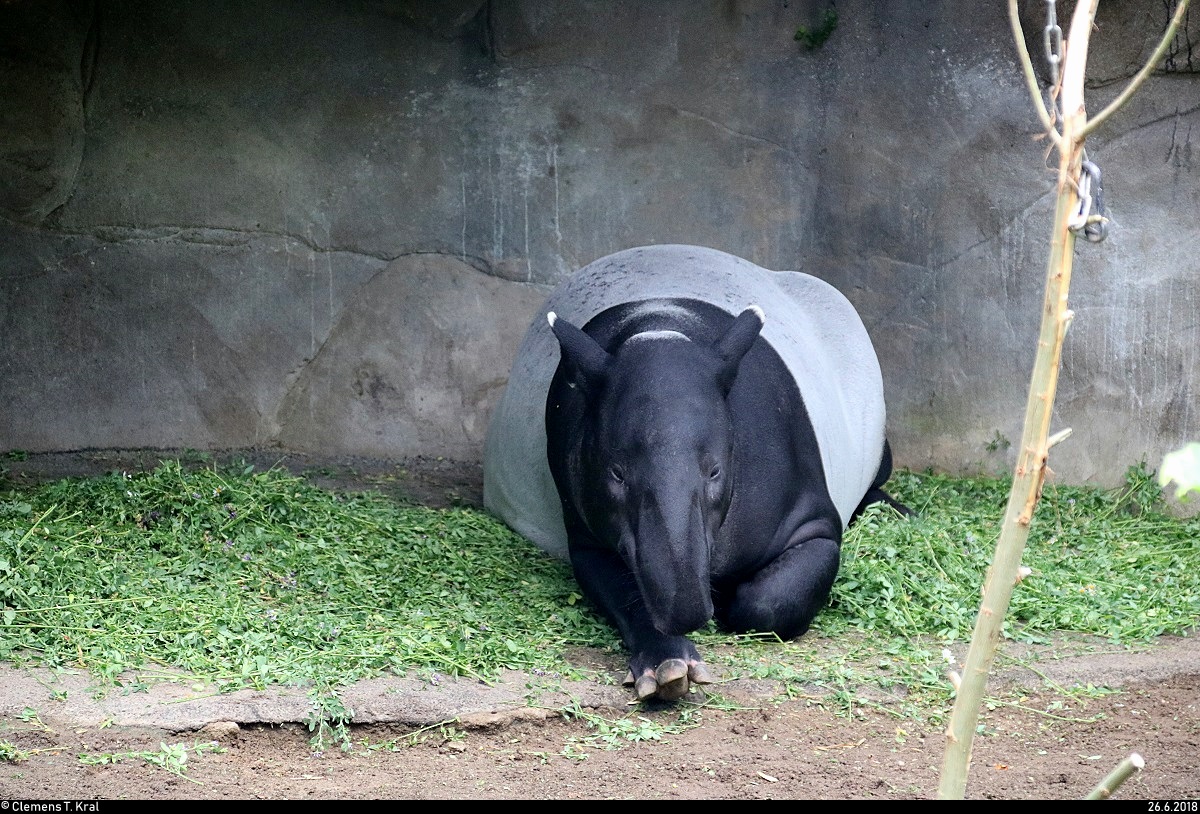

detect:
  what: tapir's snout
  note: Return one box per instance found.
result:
[650,593,713,637]
[639,563,713,636]
[627,488,715,637]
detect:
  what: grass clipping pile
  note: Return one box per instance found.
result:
[0,454,1197,799]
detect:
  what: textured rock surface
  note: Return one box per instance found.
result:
[276,253,546,459]
[1,0,1197,485]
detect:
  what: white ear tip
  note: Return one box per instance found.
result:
[547,311,558,327]
[748,305,765,323]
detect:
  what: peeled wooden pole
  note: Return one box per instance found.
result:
[937,0,1191,798]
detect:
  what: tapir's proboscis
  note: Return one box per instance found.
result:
[484,245,909,701]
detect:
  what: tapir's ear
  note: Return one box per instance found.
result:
[715,305,764,391]
[548,311,610,391]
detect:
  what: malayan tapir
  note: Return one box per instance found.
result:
[483,244,908,701]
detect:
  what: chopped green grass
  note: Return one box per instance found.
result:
[0,458,1196,724]
[0,460,613,690]
[828,464,1200,643]
[701,462,1198,719]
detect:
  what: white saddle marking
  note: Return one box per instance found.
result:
[623,330,690,344]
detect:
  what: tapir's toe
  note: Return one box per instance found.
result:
[654,659,690,701]
[689,661,714,685]
[629,659,704,701]
[634,673,659,700]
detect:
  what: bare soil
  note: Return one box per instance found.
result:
[1,449,1197,800]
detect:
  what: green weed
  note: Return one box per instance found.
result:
[305,685,354,753]
[77,740,225,783]
[559,702,702,752]
[0,740,27,761]
[359,719,464,751]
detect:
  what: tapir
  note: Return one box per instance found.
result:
[483,245,907,701]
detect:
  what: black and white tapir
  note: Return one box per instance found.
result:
[483,245,908,701]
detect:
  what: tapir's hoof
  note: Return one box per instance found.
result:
[626,659,714,701]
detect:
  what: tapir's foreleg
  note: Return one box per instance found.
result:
[568,544,714,701]
[720,524,841,640]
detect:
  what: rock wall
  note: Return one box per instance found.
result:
[1,0,1197,487]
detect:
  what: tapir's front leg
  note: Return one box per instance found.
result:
[568,543,714,701]
[719,518,841,640]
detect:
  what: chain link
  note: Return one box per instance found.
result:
[1068,158,1109,243]
[1043,0,1065,119]
[1043,0,1064,85]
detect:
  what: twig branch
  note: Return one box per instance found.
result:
[1081,0,1192,138]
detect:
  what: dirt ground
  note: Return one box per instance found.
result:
[1,449,1197,801]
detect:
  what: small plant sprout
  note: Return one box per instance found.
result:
[77,741,225,783]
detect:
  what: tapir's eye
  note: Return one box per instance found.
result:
[708,465,722,481]
[609,465,625,484]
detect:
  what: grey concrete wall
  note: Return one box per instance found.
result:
[1,0,1197,488]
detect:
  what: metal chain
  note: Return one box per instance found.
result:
[1043,0,1064,89]
[1068,154,1110,243]
[1045,1,1109,243]
[1083,160,1108,242]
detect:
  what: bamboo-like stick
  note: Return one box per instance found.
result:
[936,0,1099,799]
[937,0,1191,799]
[1085,753,1145,800]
